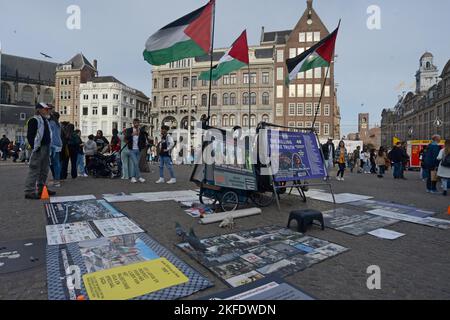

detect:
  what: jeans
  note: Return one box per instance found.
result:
[336,163,345,178]
[25,145,50,194]
[77,153,85,174]
[378,165,386,176]
[159,156,175,179]
[442,178,448,191]
[50,150,61,181]
[393,162,402,179]
[324,158,333,177]
[129,149,141,179]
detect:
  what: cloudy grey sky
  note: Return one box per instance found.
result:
[1,0,449,134]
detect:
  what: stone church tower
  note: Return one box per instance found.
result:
[415,52,439,94]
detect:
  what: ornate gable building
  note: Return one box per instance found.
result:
[381,53,450,146]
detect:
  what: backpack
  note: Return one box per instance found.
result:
[441,153,450,168]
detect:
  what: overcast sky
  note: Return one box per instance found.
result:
[1,0,449,135]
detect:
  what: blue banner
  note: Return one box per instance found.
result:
[269,131,326,182]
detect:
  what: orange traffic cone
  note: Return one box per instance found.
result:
[447,206,450,215]
[41,185,50,200]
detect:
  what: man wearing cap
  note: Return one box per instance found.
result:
[24,103,56,199]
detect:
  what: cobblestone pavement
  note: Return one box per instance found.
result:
[0,162,449,300]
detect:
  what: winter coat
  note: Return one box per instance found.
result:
[334,147,349,164]
[423,142,441,169]
[376,152,388,166]
[437,149,450,178]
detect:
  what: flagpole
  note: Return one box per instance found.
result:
[312,20,340,134]
[188,59,192,163]
[248,63,251,130]
[206,0,216,125]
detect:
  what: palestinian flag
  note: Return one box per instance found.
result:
[143,1,214,66]
[286,25,339,83]
[199,30,249,81]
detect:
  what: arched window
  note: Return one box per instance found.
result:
[43,88,53,104]
[229,114,236,127]
[223,93,229,106]
[211,115,218,127]
[182,95,188,106]
[262,114,270,123]
[1,83,12,103]
[250,114,257,126]
[262,92,269,105]
[250,93,257,105]
[171,95,177,106]
[242,114,249,127]
[243,93,249,105]
[211,93,218,106]
[201,94,208,106]
[22,85,34,104]
[163,96,169,106]
[222,114,229,127]
[191,94,197,106]
[230,93,237,105]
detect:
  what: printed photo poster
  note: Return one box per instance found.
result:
[79,234,160,273]
[46,222,98,245]
[92,217,144,238]
[268,130,326,182]
[83,258,189,300]
[46,200,124,225]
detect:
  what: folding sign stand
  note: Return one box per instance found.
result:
[259,122,337,212]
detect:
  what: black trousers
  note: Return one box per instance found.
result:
[68,148,78,179]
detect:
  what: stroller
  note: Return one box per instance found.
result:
[86,152,121,179]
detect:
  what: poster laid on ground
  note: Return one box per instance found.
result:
[50,195,97,203]
[347,200,435,218]
[46,233,213,300]
[45,217,144,245]
[177,226,348,288]
[268,131,326,182]
[45,200,124,225]
[200,275,315,300]
[83,258,189,300]
[323,208,399,236]
[367,209,450,230]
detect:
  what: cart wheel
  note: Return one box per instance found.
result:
[250,191,275,208]
[221,191,239,212]
[199,190,218,206]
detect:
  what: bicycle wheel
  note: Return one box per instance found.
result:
[250,191,276,207]
[199,188,219,206]
[221,191,239,212]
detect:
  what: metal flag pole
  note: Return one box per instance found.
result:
[311,20,340,133]
[206,0,216,125]
[248,63,251,130]
[188,59,193,163]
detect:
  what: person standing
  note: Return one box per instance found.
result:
[138,126,151,173]
[156,125,176,184]
[388,142,404,179]
[60,122,72,180]
[0,135,10,161]
[400,142,410,180]
[353,146,361,173]
[48,111,62,188]
[321,139,335,181]
[110,128,122,176]
[334,141,348,181]
[24,103,56,199]
[67,127,82,179]
[125,119,146,184]
[376,147,388,178]
[119,129,131,180]
[370,149,377,174]
[423,135,442,193]
[76,131,88,177]
[437,139,450,196]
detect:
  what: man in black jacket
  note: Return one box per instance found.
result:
[321,139,335,181]
[24,103,57,199]
[388,142,404,179]
[0,135,10,161]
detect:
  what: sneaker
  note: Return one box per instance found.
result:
[130,177,137,183]
[443,191,447,196]
[138,177,146,183]
[167,178,177,184]
[336,177,341,181]
[155,178,165,184]
[430,190,440,194]
[341,177,345,181]
[53,182,61,188]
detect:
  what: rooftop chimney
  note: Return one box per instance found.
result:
[307,0,313,10]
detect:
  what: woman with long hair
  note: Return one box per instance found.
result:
[437,139,450,196]
[334,141,348,181]
[376,146,388,178]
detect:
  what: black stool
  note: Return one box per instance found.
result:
[287,209,325,233]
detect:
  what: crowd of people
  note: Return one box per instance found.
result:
[22,103,177,200]
[321,136,450,196]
